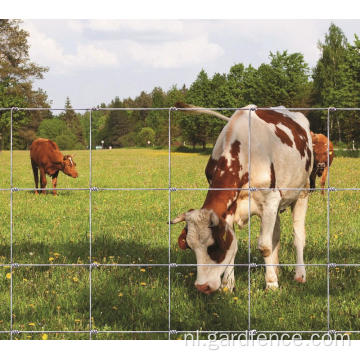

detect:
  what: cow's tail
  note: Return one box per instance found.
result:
[175,102,230,122]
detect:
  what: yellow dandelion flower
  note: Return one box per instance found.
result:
[23,278,28,282]
[72,277,79,283]
[140,268,146,272]
[28,304,35,308]
[42,334,48,340]
[28,323,35,327]
[233,297,239,301]
[48,257,54,262]
[53,253,61,258]
[222,287,229,293]
[27,336,32,339]
[118,292,123,297]
[6,273,11,279]
[112,306,118,310]
[140,282,147,286]
[189,272,194,276]
[74,319,81,323]
[279,317,284,321]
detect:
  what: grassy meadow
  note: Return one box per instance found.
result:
[0,148,359,340]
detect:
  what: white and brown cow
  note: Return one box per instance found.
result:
[171,103,313,294]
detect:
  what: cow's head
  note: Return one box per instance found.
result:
[310,132,333,177]
[171,209,237,294]
[62,155,78,178]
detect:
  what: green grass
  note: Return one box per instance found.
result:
[0,148,359,340]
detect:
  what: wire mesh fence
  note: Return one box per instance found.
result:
[0,106,359,340]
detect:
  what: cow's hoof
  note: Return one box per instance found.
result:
[294,275,306,283]
[220,281,234,293]
[220,284,234,293]
[266,281,279,290]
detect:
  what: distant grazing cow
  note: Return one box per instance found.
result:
[30,138,78,195]
[310,132,334,194]
[171,103,313,294]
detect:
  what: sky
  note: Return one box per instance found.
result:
[19,18,360,109]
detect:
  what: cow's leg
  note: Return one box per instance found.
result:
[52,175,58,196]
[291,195,308,283]
[263,215,281,289]
[39,168,47,194]
[257,192,281,288]
[220,254,235,292]
[257,192,281,257]
[320,166,329,195]
[31,161,39,194]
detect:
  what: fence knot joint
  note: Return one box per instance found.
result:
[90,187,99,192]
[328,187,337,192]
[90,329,98,335]
[170,330,177,335]
[12,263,20,268]
[329,107,337,112]
[169,263,177,268]
[11,330,20,335]
[11,187,19,192]
[328,330,337,335]
[249,187,257,192]
[249,263,257,268]
[328,263,337,268]
[170,187,177,192]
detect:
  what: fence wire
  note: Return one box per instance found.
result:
[0,106,358,340]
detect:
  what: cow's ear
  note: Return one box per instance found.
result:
[170,213,186,224]
[178,227,189,250]
[170,209,194,224]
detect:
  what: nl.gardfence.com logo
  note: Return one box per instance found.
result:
[184,331,351,348]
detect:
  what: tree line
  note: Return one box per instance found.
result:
[1,20,360,150]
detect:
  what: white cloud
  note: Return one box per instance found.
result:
[127,36,224,68]
[22,21,119,73]
[87,19,185,34]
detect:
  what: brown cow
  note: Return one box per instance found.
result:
[309,132,334,194]
[30,138,78,195]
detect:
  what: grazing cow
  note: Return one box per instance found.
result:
[30,138,78,195]
[309,132,334,194]
[171,103,313,294]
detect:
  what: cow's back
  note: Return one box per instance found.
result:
[209,106,313,219]
[213,106,312,189]
[30,138,63,167]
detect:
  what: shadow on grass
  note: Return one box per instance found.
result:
[1,234,359,334]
